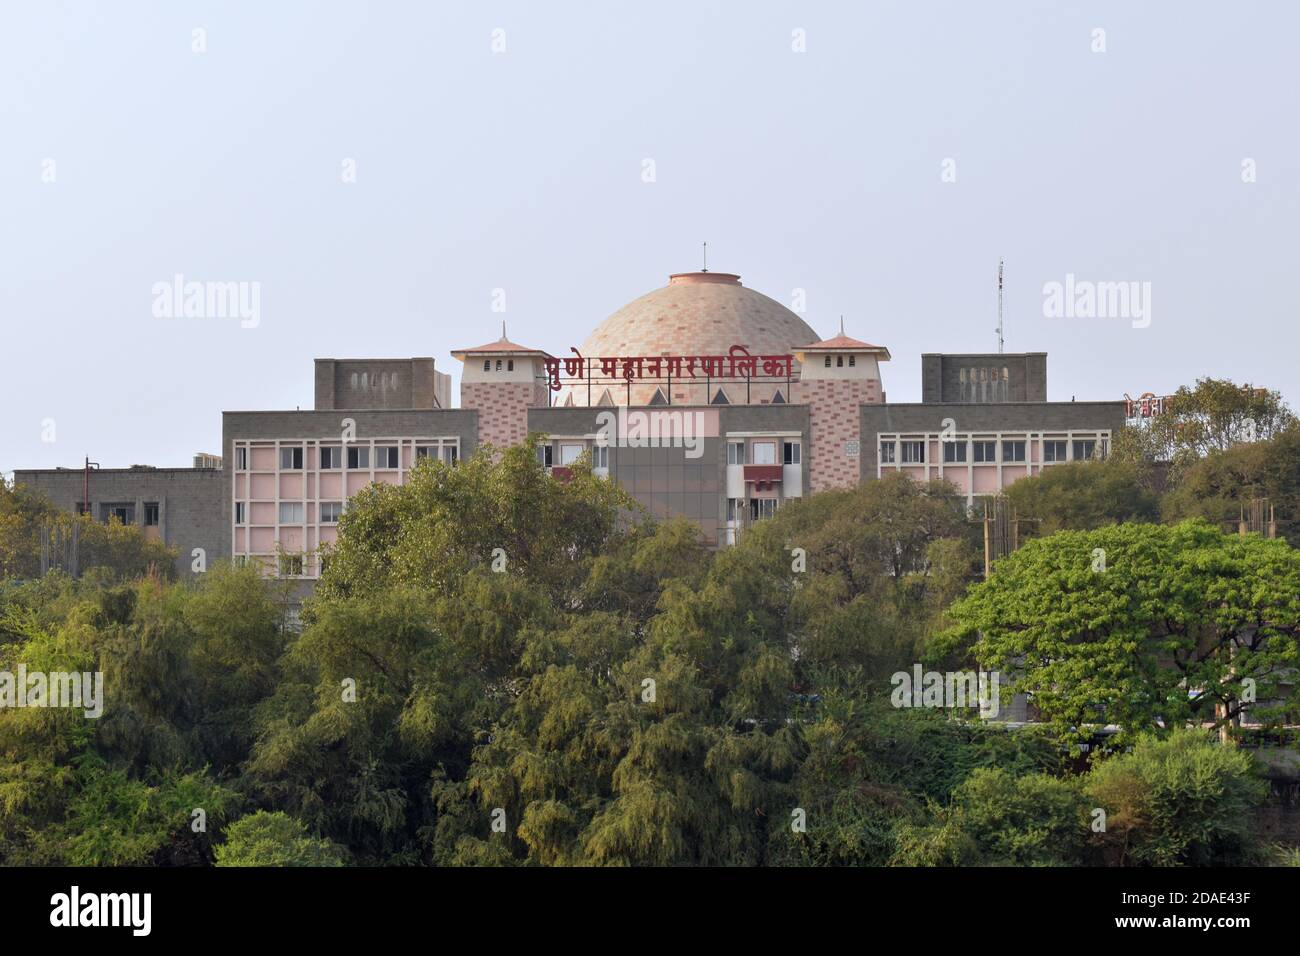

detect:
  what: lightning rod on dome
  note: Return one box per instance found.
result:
[701,241,708,273]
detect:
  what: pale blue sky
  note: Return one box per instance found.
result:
[3,1,1296,470]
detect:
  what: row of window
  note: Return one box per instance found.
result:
[823,355,856,368]
[538,444,610,468]
[483,359,515,371]
[235,501,344,525]
[234,445,458,471]
[727,440,801,466]
[726,497,780,522]
[879,438,1103,465]
[88,502,161,526]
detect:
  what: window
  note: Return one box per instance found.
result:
[507,360,514,371]
[415,445,431,460]
[901,441,925,464]
[442,445,458,464]
[727,441,746,465]
[750,498,778,521]
[347,446,370,469]
[320,447,341,469]
[1073,439,1097,461]
[278,554,303,577]
[235,447,248,470]
[782,441,801,465]
[279,502,304,524]
[375,446,399,469]
[836,356,844,367]
[942,441,967,463]
[560,443,584,466]
[235,502,246,524]
[592,445,608,469]
[320,501,343,523]
[279,447,303,470]
[752,441,777,465]
[1002,440,1026,463]
[144,503,160,526]
[848,355,856,367]
[880,441,897,464]
[1043,440,1067,463]
[495,359,502,371]
[483,360,490,371]
[537,445,553,468]
[973,440,997,463]
[102,504,134,525]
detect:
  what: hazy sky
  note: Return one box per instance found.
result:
[3,1,1296,471]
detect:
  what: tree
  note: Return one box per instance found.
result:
[215,811,346,867]
[1084,730,1266,866]
[0,479,175,583]
[892,766,1089,866]
[1003,458,1160,537]
[1162,425,1300,546]
[940,521,1300,745]
[1115,378,1295,483]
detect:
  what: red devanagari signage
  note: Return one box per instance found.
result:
[543,345,794,392]
[1123,391,1169,418]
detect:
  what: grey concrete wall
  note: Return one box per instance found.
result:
[314,358,441,410]
[921,353,1049,403]
[12,467,224,579]
[858,401,1127,478]
[530,404,810,544]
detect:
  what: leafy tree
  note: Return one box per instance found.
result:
[1003,459,1160,536]
[215,811,346,867]
[0,479,175,583]
[1084,730,1267,865]
[941,521,1300,745]
[892,766,1089,866]
[1162,425,1300,546]
[1114,378,1294,484]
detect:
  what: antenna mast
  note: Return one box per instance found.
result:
[996,258,1005,354]
[702,241,708,272]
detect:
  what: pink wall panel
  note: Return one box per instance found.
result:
[347,474,370,495]
[250,528,275,552]
[972,468,1001,493]
[280,474,303,498]
[319,526,338,545]
[250,474,276,499]
[319,473,343,498]
[250,448,275,470]
[280,528,304,551]
[251,502,276,525]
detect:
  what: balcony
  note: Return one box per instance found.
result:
[743,464,783,491]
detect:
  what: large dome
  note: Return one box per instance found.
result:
[558,272,821,406]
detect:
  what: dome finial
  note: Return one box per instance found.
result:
[839,315,845,335]
[701,241,707,273]
[500,320,507,342]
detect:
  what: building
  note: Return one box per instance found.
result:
[13,268,1125,588]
